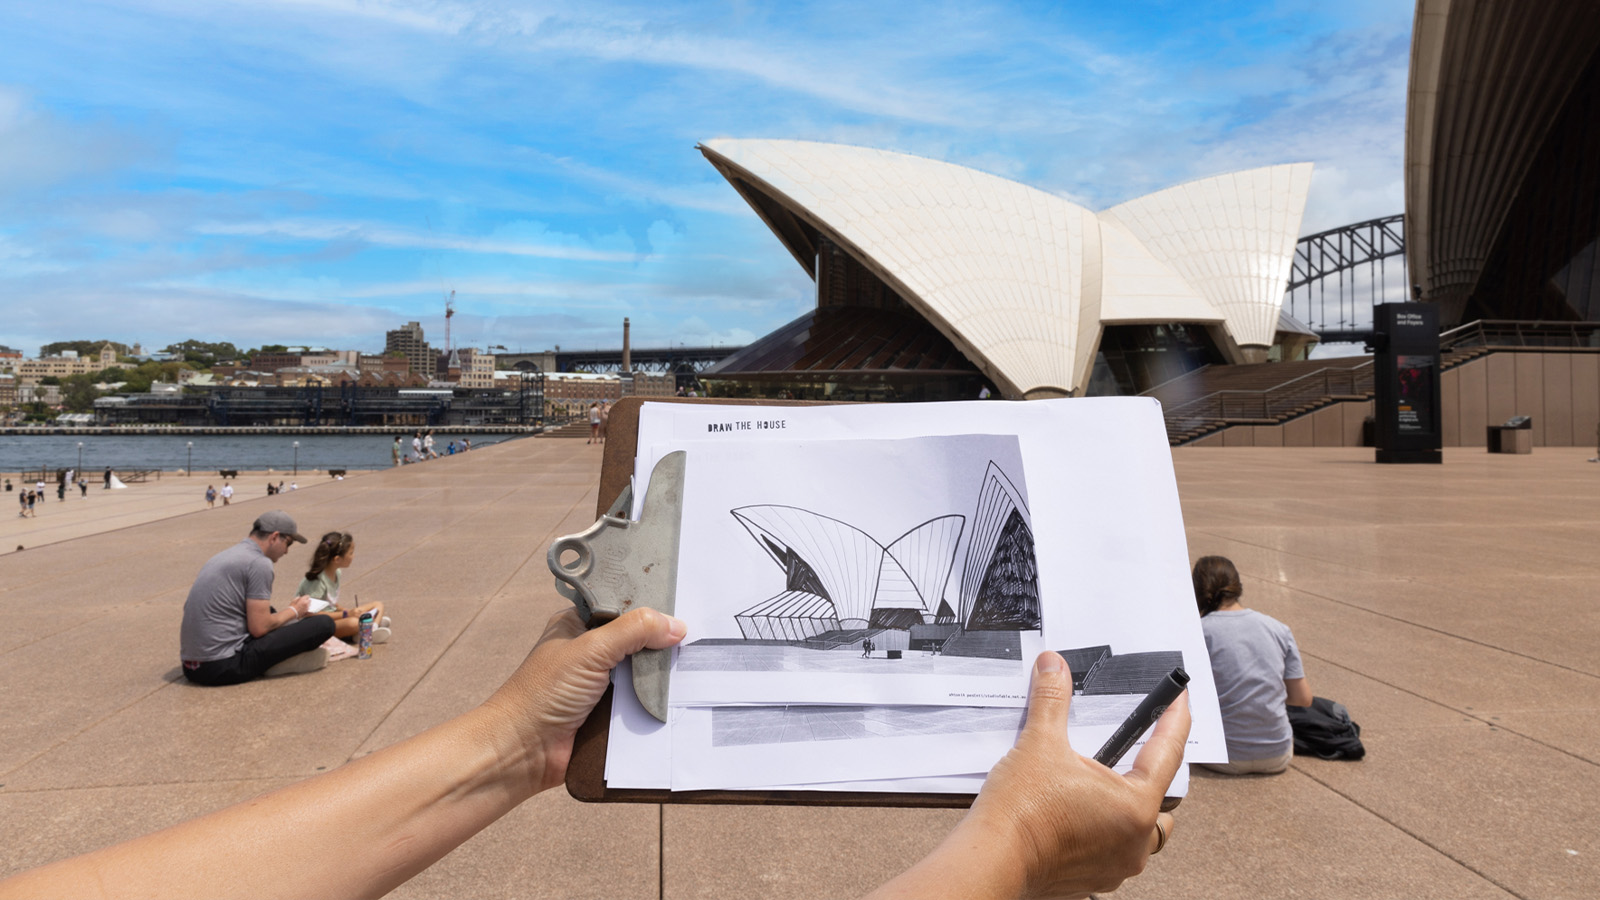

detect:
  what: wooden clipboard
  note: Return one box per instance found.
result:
[564,396,1180,811]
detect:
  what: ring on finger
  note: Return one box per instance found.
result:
[1152,819,1169,855]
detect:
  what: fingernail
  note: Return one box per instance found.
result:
[666,615,687,639]
[1036,652,1064,673]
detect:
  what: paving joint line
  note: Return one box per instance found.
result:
[0,775,290,795]
[1305,652,1600,770]
[1289,765,1528,900]
[0,678,177,781]
[1277,580,1600,681]
[344,482,600,760]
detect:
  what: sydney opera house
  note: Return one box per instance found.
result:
[730,462,1039,660]
[699,139,1315,402]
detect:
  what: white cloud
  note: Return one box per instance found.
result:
[194,219,644,262]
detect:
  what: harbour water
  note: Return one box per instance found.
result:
[0,432,533,474]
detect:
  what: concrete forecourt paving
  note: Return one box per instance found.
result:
[0,432,1595,899]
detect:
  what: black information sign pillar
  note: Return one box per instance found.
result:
[1371,303,1443,464]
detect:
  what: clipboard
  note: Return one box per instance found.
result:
[563,396,1181,811]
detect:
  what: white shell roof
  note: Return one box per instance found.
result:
[1101,163,1313,349]
[703,139,1313,396]
[703,139,1087,397]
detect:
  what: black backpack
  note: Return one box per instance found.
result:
[1287,696,1365,760]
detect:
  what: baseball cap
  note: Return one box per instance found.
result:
[253,510,308,543]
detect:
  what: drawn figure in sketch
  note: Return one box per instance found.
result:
[723,461,1039,663]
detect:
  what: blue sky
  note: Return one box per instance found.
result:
[0,0,1413,357]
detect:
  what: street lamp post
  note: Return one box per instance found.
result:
[187,441,193,476]
[77,442,83,475]
[293,441,299,476]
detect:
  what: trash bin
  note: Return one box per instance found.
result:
[1486,416,1532,454]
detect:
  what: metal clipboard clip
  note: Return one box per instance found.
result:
[547,450,685,722]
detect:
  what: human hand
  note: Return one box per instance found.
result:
[958,652,1189,898]
[483,608,686,795]
[291,596,313,616]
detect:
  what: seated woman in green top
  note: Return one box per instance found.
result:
[298,532,390,645]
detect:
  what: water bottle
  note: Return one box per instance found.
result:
[358,611,374,660]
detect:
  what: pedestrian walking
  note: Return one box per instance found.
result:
[103,467,112,489]
[16,490,25,518]
[77,477,87,498]
[206,485,217,508]
[26,490,37,517]
[391,436,402,467]
[221,482,234,506]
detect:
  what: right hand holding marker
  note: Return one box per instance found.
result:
[963,651,1190,898]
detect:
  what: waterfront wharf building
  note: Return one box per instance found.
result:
[93,380,545,428]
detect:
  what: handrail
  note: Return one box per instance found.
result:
[1440,319,1600,351]
[1161,360,1374,424]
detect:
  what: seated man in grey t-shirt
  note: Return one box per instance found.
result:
[179,511,337,685]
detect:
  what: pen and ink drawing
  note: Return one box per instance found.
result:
[679,461,1040,674]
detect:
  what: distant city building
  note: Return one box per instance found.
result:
[543,372,625,413]
[359,354,411,379]
[625,371,676,398]
[0,348,20,373]
[19,383,64,405]
[538,370,675,414]
[458,349,495,389]
[300,350,359,367]
[17,343,117,384]
[249,352,304,373]
[385,321,436,381]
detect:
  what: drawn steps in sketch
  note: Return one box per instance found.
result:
[707,646,1187,747]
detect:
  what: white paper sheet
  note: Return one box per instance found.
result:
[630,398,1226,761]
[667,433,1038,707]
[603,398,1225,796]
[608,658,1196,796]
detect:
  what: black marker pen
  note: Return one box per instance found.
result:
[1092,667,1189,768]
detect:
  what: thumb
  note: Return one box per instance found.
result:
[1021,651,1073,737]
[577,608,687,670]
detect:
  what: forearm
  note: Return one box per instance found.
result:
[866,813,1026,900]
[0,704,541,900]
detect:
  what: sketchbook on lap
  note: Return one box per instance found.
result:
[598,397,1224,798]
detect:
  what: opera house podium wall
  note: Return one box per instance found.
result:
[1181,348,1600,449]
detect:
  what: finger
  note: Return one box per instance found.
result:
[1020,651,1073,736]
[1146,812,1175,855]
[573,608,687,669]
[1125,690,1191,795]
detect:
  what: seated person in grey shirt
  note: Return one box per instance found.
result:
[179,511,337,685]
[1192,555,1313,774]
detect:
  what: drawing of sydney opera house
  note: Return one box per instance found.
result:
[727,461,1039,660]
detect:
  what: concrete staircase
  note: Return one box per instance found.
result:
[1147,348,1489,445]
